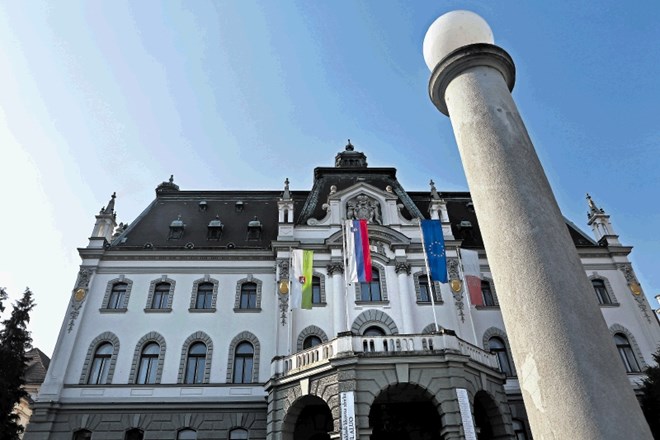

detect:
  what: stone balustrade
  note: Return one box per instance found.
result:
[272,333,498,377]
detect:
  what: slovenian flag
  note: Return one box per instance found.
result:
[345,219,372,283]
[291,249,314,310]
[421,219,448,283]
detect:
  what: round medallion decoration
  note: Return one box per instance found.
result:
[74,288,86,302]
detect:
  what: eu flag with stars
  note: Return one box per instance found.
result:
[421,219,447,283]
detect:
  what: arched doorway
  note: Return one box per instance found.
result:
[473,391,507,440]
[369,384,442,440]
[284,395,334,440]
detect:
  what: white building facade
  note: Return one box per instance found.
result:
[27,146,660,440]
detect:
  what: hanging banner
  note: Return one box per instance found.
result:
[456,388,477,440]
[340,391,357,440]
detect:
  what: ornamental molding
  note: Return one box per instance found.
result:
[279,294,289,326]
[346,194,383,225]
[617,263,652,323]
[447,258,465,322]
[277,259,290,280]
[67,267,97,333]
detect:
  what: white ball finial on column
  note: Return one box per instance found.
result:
[422,10,494,71]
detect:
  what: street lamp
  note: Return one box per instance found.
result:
[423,10,652,439]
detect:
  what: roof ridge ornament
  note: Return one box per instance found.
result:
[430,180,441,200]
[335,139,367,168]
[586,193,605,217]
[282,178,291,199]
[156,174,180,194]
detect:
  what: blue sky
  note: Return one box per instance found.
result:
[1,1,658,356]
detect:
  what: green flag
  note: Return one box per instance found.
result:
[291,249,314,310]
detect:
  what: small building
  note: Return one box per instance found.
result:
[15,348,50,438]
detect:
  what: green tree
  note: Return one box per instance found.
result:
[0,288,36,440]
[640,346,660,439]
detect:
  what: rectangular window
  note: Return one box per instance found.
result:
[312,277,321,304]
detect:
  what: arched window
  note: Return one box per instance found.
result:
[240,282,257,309]
[177,429,197,440]
[108,282,127,309]
[592,279,612,305]
[195,282,214,309]
[229,428,249,439]
[233,342,254,384]
[360,268,382,301]
[614,333,641,373]
[125,428,144,440]
[136,342,160,384]
[73,429,92,440]
[88,342,113,384]
[184,342,207,384]
[151,282,171,309]
[489,336,513,377]
[311,276,322,304]
[303,335,322,349]
[481,280,495,306]
[363,326,386,337]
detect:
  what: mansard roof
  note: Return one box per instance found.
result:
[108,145,597,251]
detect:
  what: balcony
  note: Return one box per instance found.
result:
[271,332,499,378]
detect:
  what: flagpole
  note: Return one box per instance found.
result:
[418,218,440,333]
[288,247,293,355]
[341,220,351,333]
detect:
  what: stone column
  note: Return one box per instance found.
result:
[424,13,652,439]
[394,261,414,334]
[328,262,346,336]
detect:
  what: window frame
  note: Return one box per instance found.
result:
[488,336,514,377]
[614,333,641,373]
[311,276,322,305]
[145,277,175,312]
[80,332,120,385]
[413,271,442,304]
[178,332,213,384]
[88,342,113,385]
[592,279,611,305]
[100,276,133,312]
[239,282,257,309]
[234,276,263,312]
[184,342,208,384]
[151,282,171,309]
[136,342,160,385]
[226,331,260,383]
[481,280,495,307]
[588,274,618,306]
[232,342,254,384]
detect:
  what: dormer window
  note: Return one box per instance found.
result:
[198,201,208,211]
[246,216,262,241]
[235,201,245,213]
[169,215,185,239]
[458,220,473,230]
[207,216,224,240]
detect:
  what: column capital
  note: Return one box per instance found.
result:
[395,261,411,275]
[327,262,345,275]
[428,43,515,116]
